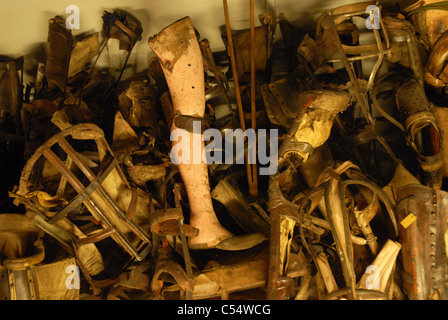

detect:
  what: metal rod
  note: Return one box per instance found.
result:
[327,50,391,63]
[175,183,194,300]
[322,14,373,124]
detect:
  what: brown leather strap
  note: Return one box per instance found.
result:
[126,187,138,220]
[174,111,208,134]
[76,227,115,246]
[149,207,198,236]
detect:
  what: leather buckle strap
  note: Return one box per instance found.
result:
[173,110,209,134]
[280,140,315,159]
[149,207,199,236]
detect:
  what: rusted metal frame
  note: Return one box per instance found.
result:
[365,20,386,93]
[321,14,372,123]
[223,0,258,198]
[46,155,118,224]
[327,50,391,63]
[41,147,143,261]
[267,105,321,299]
[158,168,179,207]
[331,2,390,47]
[325,9,388,104]
[174,183,194,300]
[25,209,76,255]
[151,253,195,298]
[57,138,151,244]
[322,14,400,165]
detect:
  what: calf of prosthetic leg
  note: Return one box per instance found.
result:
[148,17,266,250]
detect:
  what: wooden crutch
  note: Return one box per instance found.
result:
[223,0,258,198]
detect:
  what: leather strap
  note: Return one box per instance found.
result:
[76,227,115,246]
[125,187,138,220]
[174,111,208,134]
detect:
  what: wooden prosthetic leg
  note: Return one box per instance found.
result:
[149,17,266,250]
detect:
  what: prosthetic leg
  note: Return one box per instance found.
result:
[148,17,266,250]
[396,184,448,300]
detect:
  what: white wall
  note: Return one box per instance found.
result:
[0,0,400,83]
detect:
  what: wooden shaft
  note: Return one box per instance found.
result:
[223,0,257,197]
[249,0,258,197]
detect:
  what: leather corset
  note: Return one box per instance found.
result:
[396,184,448,299]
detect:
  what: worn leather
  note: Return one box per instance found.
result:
[46,17,73,91]
[396,78,443,189]
[396,184,448,300]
